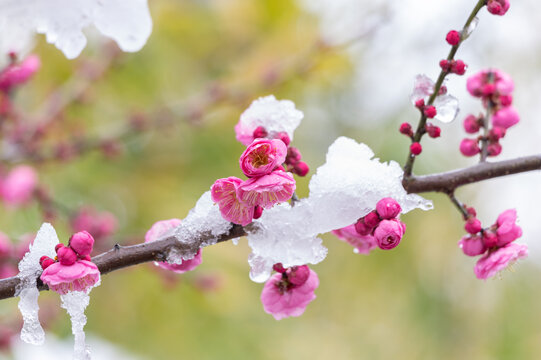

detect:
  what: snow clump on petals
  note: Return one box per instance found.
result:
[235,95,303,146]
[261,268,319,320]
[332,224,378,255]
[474,242,528,280]
[145,219,202,273]
[239,139,287,177]
[211,177,254,226]
[0,165,38,207]
[40,260,100,295]
[0,0,152,59]
[237,171,296,209]
[246,137,431,282]
[0,55,40,92]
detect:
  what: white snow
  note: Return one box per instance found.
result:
[410,74,459,124]
[247,137,432,282]
[165,191,232,264]
[0,0,152,59]
[16,223,59,345]
[239,95,304,142]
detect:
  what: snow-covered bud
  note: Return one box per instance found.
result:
[410,142,422,155]
[446,30,461,46]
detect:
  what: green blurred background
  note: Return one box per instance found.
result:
[1,0,540,359]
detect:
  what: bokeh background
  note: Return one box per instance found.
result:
[1,0,541,359]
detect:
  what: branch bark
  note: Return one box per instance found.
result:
[0,154,540,301]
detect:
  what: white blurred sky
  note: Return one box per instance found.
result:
[299,0,541,260]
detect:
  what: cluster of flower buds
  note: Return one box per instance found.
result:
[211,138,296,225]
[439,59,467,75]
[39,231,100,294]
[400,99,443,156]
[460,69,518,157]
[333,198,406,252]
[458,208,528,279]
[260,263,319,320]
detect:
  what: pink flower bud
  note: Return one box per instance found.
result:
[414,98,425,108]
[273,263,286,273]
[458,235,486,256]
[459,138,480,157]
[354,218,372,236]
[499,94,512,107]
[492,107,519,129]
[277,132,290,146]
[286,147,302,165]
[465,218,482,234]
[487,142,502,157]
[487,0,510,16]
[374,219,405,250]
[426,124,441,138]
[451,60,467,75]
[252,126,268,139]
[57,246,77,266]
[423,105,437,118]
[495,209,522,246]
[0,55,41,92]
[253,205,264,220]
[40,256,56,270]
[294,161,309,177]
[410,142,422,155]
[446,30,461,46]
[489,127,506,141]
[0,165,38,207]
[463,115,481,133]
[69,231,95,257]
[399,122,413,136]
[439,60,450,72]
[364,211,381,229]
[55,243,64,253]
[287,265,310,286]
[240,139,288,177]
[376,198,401,220]
[483,231,498,248]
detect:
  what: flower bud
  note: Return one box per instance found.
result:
[253,206,264,220]
[410,142,422,155]
[445,30,461,46]
[376,198,401,220]
[57,246,77,266]
[374,219,405,250]
[364,211,381,229]
[423,106,437,118]
[69,231,95,257]
[252,126,268,139]
[294,161,309,177]
[273,263,286,273]
[458,235,486,256]
[465,218,482,234]
[426,124,441,138]
[487,142,502,157]
[463,115,481,134]
[399,122,413,136]
[287,265,310,286]
[483,231,498,248]
[459,138,480,157]
[277,132,290,146]
[451,60,467,75]
[39,256,56,270]
[415,98,425,109]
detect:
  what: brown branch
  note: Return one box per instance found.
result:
[0,224,246,301]
[403,154,541,194]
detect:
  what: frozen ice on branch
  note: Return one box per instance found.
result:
[0,0,152,59]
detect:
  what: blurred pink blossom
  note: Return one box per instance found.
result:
[332,224,378,255]
[474,242,527,280]
[0,165,38,207]
[0,55,40,92]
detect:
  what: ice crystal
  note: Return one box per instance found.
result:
[16,223,59,345]
[247,137,432,282]
[463,17,479,40]
[238,95,303,142]
[165,191,232,264]
[0,0,152,59]
[61,287,100,360]
[410,74,459,123]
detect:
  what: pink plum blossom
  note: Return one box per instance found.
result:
[375,197,401,220]
[261,268,319,320]
[0,165,38,206]
[239,139,287,177]
[211,177,255,226]
[495,209,522,246]
[332,224,378,255]
[487,0,510,16]
[236,171,295,209]
[458,235,486,256]
[492,107,519,129]
[0,55,41,92]
[145,219,202,273]
[474,243,528,280]
[40,260,100,294]
[373,219,405,250]
[466,69,514,98]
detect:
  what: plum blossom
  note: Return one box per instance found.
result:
[0,0,152,59]
[458,235,486,256]
[373,219,405,250]
[495,209,522,246]
[236,171,296,209]
[0,55,40,92]
[474,243,527,280]
[211,177,255,226]
[235,95,303,146]
[332,224,377,255]
[40,260,100,295]
[145,219,202,273]
[0,165,38,207]
[239,139,287,177]
[261,266,319,320]
[486,0,510,16]
[492,107,520,129]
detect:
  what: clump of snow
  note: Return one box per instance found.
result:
[410,74,459,124]
[0,0,152,59]
[165,191,232,264]
[16,223,59,345]
[239,95,304,142]
[247,137,432,282]
[60,285,100,360]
